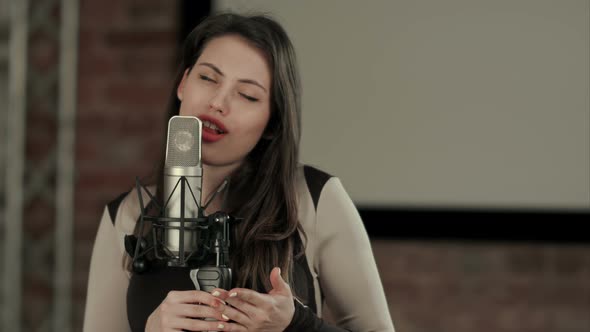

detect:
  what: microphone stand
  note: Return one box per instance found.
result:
[189,211,232,292]
[189,180,236,332]
[190,178,233,292]
[128,176,240,285]
[129,176,240,331]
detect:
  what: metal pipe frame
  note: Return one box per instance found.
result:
[2,0,28,331]
[54,0,79,331]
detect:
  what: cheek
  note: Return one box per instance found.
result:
[178,93,208,116]
[232,102,270,134]
[236,124,264,145]
[178,103,188,116]
[249,112,271,138]
[232,114,270,152]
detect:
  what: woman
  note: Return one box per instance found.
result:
[83,12,395,332]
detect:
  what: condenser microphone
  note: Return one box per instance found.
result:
[163,115,203,256]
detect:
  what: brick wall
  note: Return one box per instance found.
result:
[72,2,590,332]
[371,240,590,332]
[73,0,177,329]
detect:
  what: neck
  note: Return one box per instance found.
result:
[201,162,240,213]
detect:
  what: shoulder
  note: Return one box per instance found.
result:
[104,185,156,235]
[297,164,334,211]
[297,165,359,229]
[106,191,129,225]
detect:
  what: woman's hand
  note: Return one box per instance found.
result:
[211,267,295,332]
[145,289,238,331]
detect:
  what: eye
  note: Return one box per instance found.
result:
[199,74,216,83]
[239,93,259,102]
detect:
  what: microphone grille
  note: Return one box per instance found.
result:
[165,116,202,168]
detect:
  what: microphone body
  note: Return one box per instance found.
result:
[163,116,203,256]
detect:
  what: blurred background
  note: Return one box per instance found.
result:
[0,0,589,331]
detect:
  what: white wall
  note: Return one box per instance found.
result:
[214,0,590,210]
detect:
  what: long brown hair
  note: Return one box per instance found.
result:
[134,13,304,293]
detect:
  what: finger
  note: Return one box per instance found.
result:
[225,292,260,318]
[226,288,270,307]
[269,267,290,295]
[165,290,225,309]
[173,317,231,331]
[211,288,230,302]
[173,303,230,321]
[218,301,251,326]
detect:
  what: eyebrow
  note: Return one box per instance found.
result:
[197,62,268,93]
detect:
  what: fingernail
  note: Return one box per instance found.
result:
[217,323,225,329]
[212,290,221,297]
[222,314,229,321]
[229,292,237,297]
[214,299,226,308]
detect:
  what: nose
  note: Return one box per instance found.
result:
[208,89,229,115]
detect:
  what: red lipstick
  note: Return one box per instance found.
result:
[199,115,228,143]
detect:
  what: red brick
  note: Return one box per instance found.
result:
[23,198,56,238]
[29,30,58,69]
[548,245,590,279]
[106,28,175,48]
[79,0,126,28]
[127,0,176,26]
[503,244,550,276]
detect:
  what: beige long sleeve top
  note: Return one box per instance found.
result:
[83,165,395,332]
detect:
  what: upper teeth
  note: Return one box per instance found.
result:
[203,120,223,133]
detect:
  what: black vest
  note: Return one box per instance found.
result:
[108,166,331,331]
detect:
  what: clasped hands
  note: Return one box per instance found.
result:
[146,267,295,331]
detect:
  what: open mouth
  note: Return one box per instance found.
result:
[198,116,228,143]
[202,120,226,134]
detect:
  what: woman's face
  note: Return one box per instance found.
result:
[177,34,272,168]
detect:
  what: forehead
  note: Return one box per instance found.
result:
[198,34,272,86]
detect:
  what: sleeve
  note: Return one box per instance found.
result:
[284,299,352,332]
[83,208,131,332]
[315,177,395,332]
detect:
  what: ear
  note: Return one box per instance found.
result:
[177,69,189,101]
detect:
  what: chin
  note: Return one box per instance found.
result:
[202,157,244,169]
